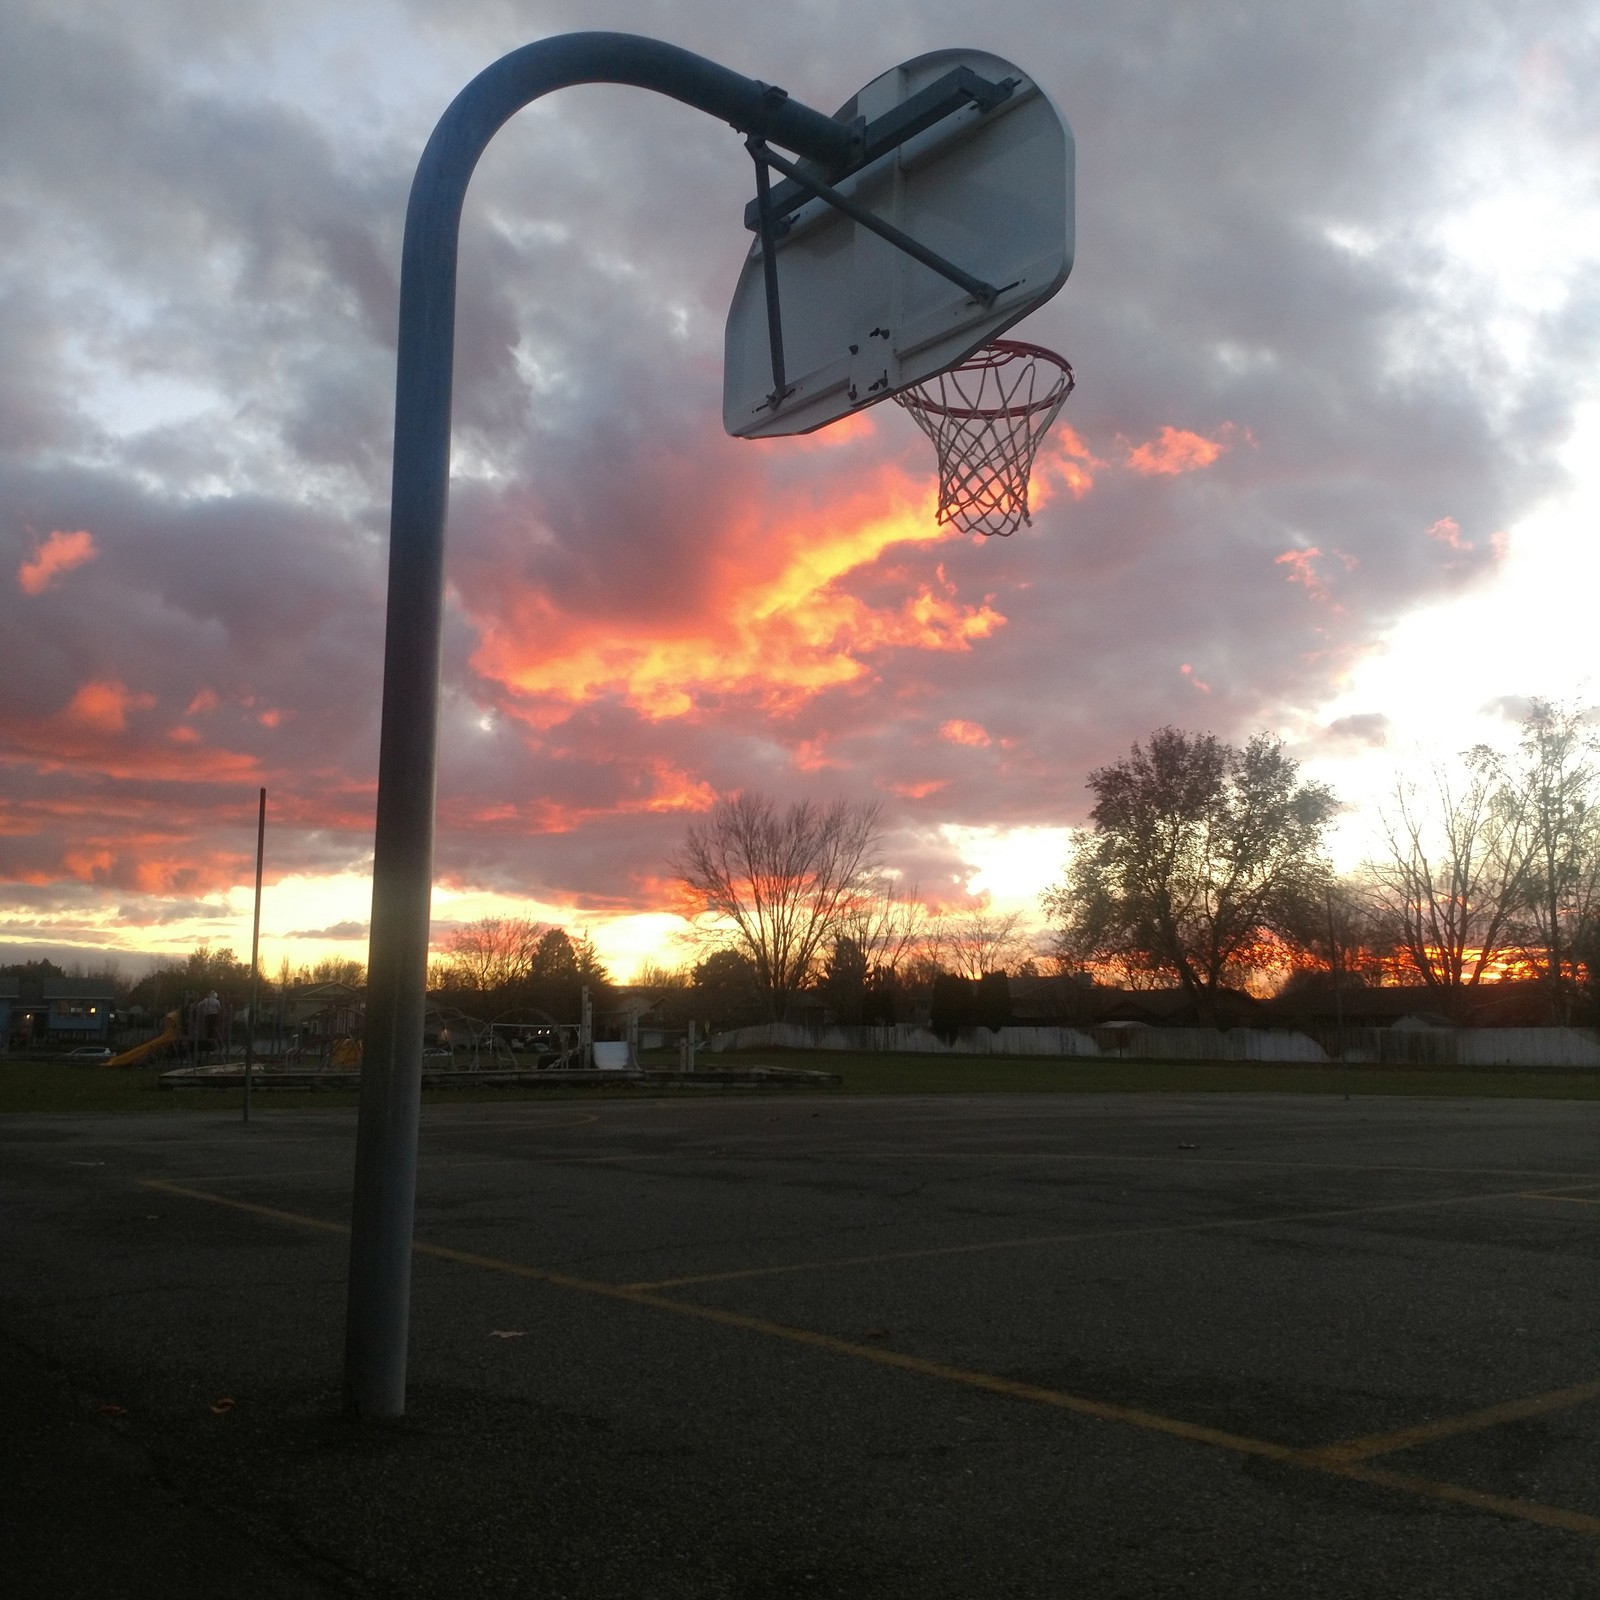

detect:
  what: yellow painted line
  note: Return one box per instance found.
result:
[140,1180,351,1234]
[1316,1380,1600,1464]
[621,1182,1573,1291]
[1330,1462,1600,1538]
[141,1177,1600,1541]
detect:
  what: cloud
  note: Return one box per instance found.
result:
[1125,427,1228,476]
[1,0,1597,966]
[1322,713,1392,749]
[286,920,369,940]
[62,680,155,733]
[17,529,97,594]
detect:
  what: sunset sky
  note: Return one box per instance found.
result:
[3,0,1599,982]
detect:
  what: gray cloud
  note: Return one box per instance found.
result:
[3,0,1598,954]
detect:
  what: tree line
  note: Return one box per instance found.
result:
[667,699,1600,1028]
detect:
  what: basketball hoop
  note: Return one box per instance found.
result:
[893,339,1074,537]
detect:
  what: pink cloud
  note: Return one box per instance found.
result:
[1125,427,1228,476]
[939,719,992,747]
[63,680,155,733]
[1427,516,1470,551]
[1275,547,1330,600]
[17,529,97,595]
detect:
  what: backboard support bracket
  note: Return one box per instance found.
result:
[745,135,1006,414]
[740,67,1019,233]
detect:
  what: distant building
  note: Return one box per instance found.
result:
[1,974,117,1048]
[0,977,18,1053]
[41,977,116,1043]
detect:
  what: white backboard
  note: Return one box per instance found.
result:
[724,48,1073,440]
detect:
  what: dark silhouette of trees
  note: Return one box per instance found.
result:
[673,792,883,1020]
[1364,752,1529,1010]
[935,907,1031,979]
[430,917,609,1019]
[928,971,1011,1040]
[1043,728,1337,1017]
[690,949,766,1032]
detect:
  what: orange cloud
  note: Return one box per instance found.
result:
[471,467,1004,722]
[17,529,97,595]
[1275,547,1330,601]
[64,680,155,733]
[61,847,116,882]
[791,738,846,772]
[884,778,947,799]
[1031,423,1103,505]
[436,759,714,838]
[939,719,991,747]
[1126,427,1228,476]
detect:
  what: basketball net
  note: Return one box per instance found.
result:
[893,339,1074,537]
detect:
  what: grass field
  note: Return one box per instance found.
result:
[2,1049,1597,1113]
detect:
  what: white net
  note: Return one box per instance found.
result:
[893,340,1074,537]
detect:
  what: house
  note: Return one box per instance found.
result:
[0,977,18,1053]
[41,977,116,1044]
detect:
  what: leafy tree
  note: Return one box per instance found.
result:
[975,971,1012,1031]
[929,973,973,1043]
[673,792,883,1020]
[526,927,612,1020]
[1043,728,1337,1018]
[818,935,870,1024]
[690,949,766,1032]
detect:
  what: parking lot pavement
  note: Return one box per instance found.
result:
[3,1092,1599,1598]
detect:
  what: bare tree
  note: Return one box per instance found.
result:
[673,793,883,1020]
[298,955,366,988]
[838,876,932,978]
[1364,751,1529,1007]
[433,917,546,1008]
[635,959,692,988]
[935,906,1032,979]
[1507,699,1600,1019]
[1042,729,1337,1016]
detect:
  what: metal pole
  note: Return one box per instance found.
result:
[243,787,266,1123]
[1327,886,1348,1101]
[345,33,855,1420]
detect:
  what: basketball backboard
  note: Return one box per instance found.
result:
[724,48,1073,440]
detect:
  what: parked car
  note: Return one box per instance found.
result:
[65,1046,114,1061]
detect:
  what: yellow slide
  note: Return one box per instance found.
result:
[108,1013,179,1069]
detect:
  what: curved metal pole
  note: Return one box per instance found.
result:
[345,34,853,1419]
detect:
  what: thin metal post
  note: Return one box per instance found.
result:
[345,33,853,1420]
[747,140,789,407]
[1327,887,1349,1101]
[243,787,266,1123]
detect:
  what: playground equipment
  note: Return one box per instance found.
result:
[108,1012,179,1069]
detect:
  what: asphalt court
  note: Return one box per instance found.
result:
[4,1091,1599,1598]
